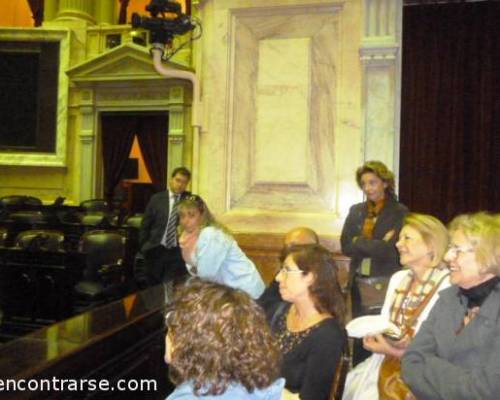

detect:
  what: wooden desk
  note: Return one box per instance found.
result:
[0,249,86,323]
[0,285,171,399]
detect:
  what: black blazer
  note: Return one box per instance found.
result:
[340,196,408,278]
[139,190,190,253]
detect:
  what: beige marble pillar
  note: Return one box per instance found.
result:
[167,87,188,178]
[360,0,403,174]
[94,0,116,25]
[56,0,95,24]
[78,89,97,201]
[44,0,59,22]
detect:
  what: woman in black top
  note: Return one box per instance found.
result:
[267,244,346,400]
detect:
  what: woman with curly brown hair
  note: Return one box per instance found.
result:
[266,244,347,400]
[165,279,285,399]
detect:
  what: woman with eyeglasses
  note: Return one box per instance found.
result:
[177,195,265,298]
[402,212,500,400]
[164,279,285,399]
[343,213,450,400]
[266,244,346,400]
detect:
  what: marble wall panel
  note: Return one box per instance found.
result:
[228,6,341,214]
[255,38,310,185]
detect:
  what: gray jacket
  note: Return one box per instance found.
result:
[340,196,408,278]
[401,281,500,400]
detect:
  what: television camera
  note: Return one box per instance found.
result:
[131,0,200,49]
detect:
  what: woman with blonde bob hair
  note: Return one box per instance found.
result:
[165,279,285,399]
[344,213,451,400]
[402,212,500,400]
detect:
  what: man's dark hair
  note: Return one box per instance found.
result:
[171,166,191,180]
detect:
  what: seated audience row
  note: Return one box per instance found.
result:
[164,241,346,400]
[402,212,500,400]
[162,209,498,400]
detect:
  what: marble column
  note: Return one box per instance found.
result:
[167,87,187,179]
[94,0,116,25]
[56,0,95,24]
[360,0,402,174]
[44,0,59,22]
[78,89,97,201]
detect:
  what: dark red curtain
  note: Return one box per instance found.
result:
[399,1,500,223]
[101,115,137,202]
[27,0,43,26]
[118,0,130,24]
[136,115,168,191]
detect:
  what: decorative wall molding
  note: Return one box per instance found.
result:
[227,4,343,217]
[66,43,193,201]
[360,0,403,173]
[359,44,399,66]
[0,28,70,167]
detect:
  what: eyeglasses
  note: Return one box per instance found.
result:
[278,266,304,275]
[447,244,475,257]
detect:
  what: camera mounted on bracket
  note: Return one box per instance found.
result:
[131,0,199,48]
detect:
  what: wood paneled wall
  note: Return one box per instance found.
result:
[234,232,350,289]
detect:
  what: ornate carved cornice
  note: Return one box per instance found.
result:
[359,43,399,65]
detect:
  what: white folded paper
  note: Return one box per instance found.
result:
[346,315,401,339]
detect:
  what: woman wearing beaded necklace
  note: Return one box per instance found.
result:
[402,212,500,400]
[343,213,450,400]
[266,244,346,400]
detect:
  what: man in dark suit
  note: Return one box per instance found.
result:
[138,167,191,287]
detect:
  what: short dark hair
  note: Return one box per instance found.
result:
[167,279,281,396]
[171,166,191,180]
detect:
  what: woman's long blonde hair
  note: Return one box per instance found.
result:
[177,194,231,235]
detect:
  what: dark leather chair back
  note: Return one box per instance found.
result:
[124,214,143,229]
[7,211,45,224]
[23,196,43,206]
[0,195,42,207]
[79,230,126,280]
[0,227,7,247]
[15,230,65,252]
[73,231,128,312]
[80,213,111,227]
[80,199,109,213]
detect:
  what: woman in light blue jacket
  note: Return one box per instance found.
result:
[165,279,285,400]
[177,195,265,299]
